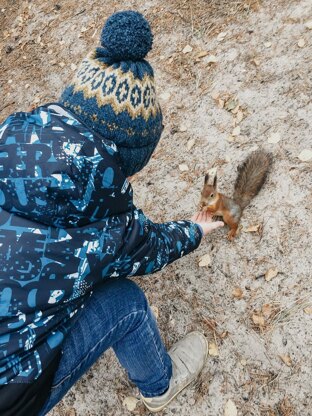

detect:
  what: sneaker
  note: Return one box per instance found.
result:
[141,331,208,412]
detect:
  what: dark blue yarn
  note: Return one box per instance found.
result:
[95,47,154,80]
[100,11,153,62]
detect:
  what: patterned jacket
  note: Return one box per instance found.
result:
[0,104,202,386]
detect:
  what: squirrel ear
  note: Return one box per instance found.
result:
[213,175,217,188]
[204,174,209,184]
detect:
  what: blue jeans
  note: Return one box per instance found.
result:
[39,278,172,415]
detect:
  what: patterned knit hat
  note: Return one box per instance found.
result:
[60,11,163,177]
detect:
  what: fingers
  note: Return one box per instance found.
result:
[206,221,224,231]
[191,211,214,223]
[191,212,200,222]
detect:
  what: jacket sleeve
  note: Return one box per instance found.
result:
[114,208,203,277]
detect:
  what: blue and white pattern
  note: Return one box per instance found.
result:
[0,105,202,385]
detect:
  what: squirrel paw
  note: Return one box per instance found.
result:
[227,230,237,241]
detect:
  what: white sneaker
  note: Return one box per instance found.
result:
[141,331,208,412]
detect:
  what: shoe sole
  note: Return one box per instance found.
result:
[142,333,208,413]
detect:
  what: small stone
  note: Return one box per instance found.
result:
[298,38,305,48]
[182,44,193,54]
[298,149,312,161]
[267,132,281,144]
[264,42,272,48]
[242,392,249,401]
[122,397,139,412]
[217,32,227,41]
[179,164,189,172]
[159,92,170,101]
[206,55,218,64]
[232,126,241,136]
[5,45,13,54]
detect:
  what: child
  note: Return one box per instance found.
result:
[0,11,223,415]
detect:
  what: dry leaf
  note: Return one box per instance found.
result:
[304,307,312,315]
[151,305,159,319]
[179,164,189,172]
[268,132,281,144]
[232,287,244,299]
[122,396,139,412]
[225,98,238,112]
[235,110,244,124]
[224,399,238,416]
[298,38,305,48]
[217,99,225,109]
[265,267,278,282]
[252,313,265,327]
[208,341,219,357]
[262,303,273,318]
[298,149,312,161]
[198,253,212,267]
[186,138,195,151]
[279,354,292,367]
[232,126,241,136]
[227,136,235,143]
[264,42,272,48]
[182,44,193,54]
[305,21,312,30]
[211,91,220,100]
[197,50,209,59]
[245,224,261,233]
[251,57,261,66]
[231,105,240,115]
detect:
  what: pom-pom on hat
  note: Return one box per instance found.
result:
[101,11,153,61]
[60,11,163,177]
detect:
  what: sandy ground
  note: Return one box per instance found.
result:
[1,0,312,415]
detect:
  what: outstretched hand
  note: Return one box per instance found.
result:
[191,211,224,236]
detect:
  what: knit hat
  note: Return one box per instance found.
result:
[60,11,163,177]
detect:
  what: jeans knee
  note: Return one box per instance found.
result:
[94,278,149,319]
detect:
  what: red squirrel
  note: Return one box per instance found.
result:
[199,150,272,240]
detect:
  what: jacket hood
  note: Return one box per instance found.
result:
[0,104,133,227]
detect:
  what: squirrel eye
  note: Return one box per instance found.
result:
[210,193,214,198]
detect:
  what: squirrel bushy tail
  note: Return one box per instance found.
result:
[233,150,272,210]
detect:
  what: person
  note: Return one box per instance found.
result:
[0,11,224,415]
